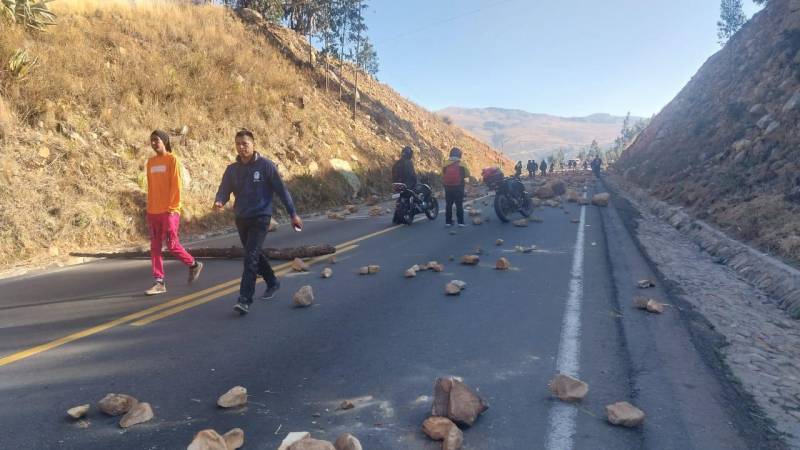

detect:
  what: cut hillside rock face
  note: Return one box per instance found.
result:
[188,429,228,450]
[422,416,458,440]
[98,393,138,416]
[495,257,511,270]
[67,404,90,419]
[606,401,645,427]
[279,432,311,450]
[119,402,153,428]
[460,255,479,265]
[512,219,529,227]
[334,433,362,450]
[548,374,589,402]
[329,158,361,195]
[223,428,245,450]
[431,376,489,427]
[217,386,247,408]
[291,258,310,272]
[289,438,336,450]
[592,193,610,206]
[321,267,333,278]
[293,285,314,307]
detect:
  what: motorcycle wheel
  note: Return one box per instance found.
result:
[519,194,533,217]
[493,193,513,222]
[401,199,415,225]
[425,197,439,220]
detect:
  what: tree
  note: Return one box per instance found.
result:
[355,36,379,76]
[222,0,283,22]
[717,0,747,46]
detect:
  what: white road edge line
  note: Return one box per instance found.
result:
[544,192,587,450]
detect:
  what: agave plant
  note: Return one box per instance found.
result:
[1,0,56,31]
[7,48,37,79]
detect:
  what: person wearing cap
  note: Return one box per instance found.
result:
[442,147,470,227]
[144,130,203,296]
[391,145,418,188]
[214,129,303,315]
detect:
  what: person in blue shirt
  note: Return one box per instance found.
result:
[214,129,303,315]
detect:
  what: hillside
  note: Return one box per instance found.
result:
[615,0,800,267]
[438,107,634,161]
[0,1,510,269]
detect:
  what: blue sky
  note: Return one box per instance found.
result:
[364,0,763,117]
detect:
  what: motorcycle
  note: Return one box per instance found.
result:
[391,182,439,225]
[481,167,533,222]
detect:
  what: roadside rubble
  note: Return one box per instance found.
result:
[293,285,314,307]
[548,374,589,402]
[217,386,247,408]
[605,401,645,427]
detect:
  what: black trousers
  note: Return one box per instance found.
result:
[445,185,465,225]
[235,215,276,303]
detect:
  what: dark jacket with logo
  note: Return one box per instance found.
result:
[214,152,296,219]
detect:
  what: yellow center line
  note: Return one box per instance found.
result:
[130,244,357,326]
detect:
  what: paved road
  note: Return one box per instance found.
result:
[0,181,779,449]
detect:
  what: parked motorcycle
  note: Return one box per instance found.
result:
[391,182,439,225]
[481,167,533,222]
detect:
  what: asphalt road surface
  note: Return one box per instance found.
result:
[0,180,780,449]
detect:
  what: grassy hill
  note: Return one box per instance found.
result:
[0,0,510,269]
[438,107,636,161]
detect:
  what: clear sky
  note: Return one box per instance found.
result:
[364,0,763,118]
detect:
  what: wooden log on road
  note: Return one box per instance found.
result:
[70,244,336,261]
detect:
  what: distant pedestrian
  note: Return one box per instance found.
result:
[442,147,470,227]
[549,162,555,174]
[540,159,548,177]
[514,160,523,178]
[590,156,602,177]
[144,130,203,296]
[583,160,589,171]
[214,129,303,315]
[530,160,538,179]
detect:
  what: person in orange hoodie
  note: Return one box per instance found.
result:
[144,130,202,295]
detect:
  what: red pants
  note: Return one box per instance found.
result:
[147,213,195,280]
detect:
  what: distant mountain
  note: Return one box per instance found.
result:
[438,107,638,161]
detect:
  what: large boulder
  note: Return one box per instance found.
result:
[592,192,610,206]
[548,374,588,402]
[223,428,245,450]
[293,285,314,307]
[549,180,567,196]
[422,416,457,440]
[289,438,336,450]
[334,433,362,450]
[534,185,555,199]
[431,377,489,427]
[443,426,464,450]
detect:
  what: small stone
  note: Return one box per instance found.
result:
[548,374,589,402]
[460,255,480,265]
[339,400,355,410]
[405,269,417,278]
[188,429,227,450]
[495,239,504,246]
[445,282,462,295]
[646,300,664,314]
[358,266,370,275]
[269,218,280,232]
[632,297,650,309]
[334,433,362,450]
[637,279,655,288]
[472,217,483,225]
[448,255,455,261]
[443,425,464,450]
[431,376,488,427]
[606,401,645,427]
[327,212,346,220]
[98,393,138,416]
[578,197,590,205]
[119,402,153,428]
[571,219,579,224]
[422,416,457,440]
[291,258,309,272]
[368,206,383,216]
[474,247,482,255]
[450,280,467,290]
[217,386,247,408]
[278,432,311,450]
[495,257,511,270]
[430,263,445,272]
[368,265,380,274]
[330,256,337,264]
[468,209,481,217]
[67,404,90,419]
[346,205,359,214]
[223,428,245,450]
[321,268,333,279]
[289,438,336,450]
[512,219,528,227]
[293,285,314,307]
[592,193,610,206]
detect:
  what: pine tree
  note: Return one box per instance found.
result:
[717,0,747,46]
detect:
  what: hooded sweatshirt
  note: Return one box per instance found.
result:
[146,152,182,214]
[214,152,296,219]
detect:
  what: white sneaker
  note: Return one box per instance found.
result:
[445,223,453,228]
[457,224,466,228]
[145,281,166,295]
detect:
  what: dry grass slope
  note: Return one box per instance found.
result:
[0,0,509,269]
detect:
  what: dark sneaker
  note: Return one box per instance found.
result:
[188,261,204,283]
[261,280,281,300]
[145,281,166,296]
[233,301,250,315]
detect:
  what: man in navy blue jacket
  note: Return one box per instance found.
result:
[214,129,303,315]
